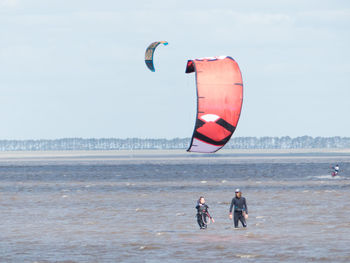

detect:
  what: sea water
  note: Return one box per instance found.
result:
[0,151,350,262]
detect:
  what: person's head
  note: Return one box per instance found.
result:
[199,196,205,204]
[235,189,241,198]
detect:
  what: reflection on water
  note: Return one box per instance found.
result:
[0,153,350,262]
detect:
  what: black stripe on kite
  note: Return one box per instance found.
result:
[193,131,232,146]
[216,118,236,133]
[194,119,205,130]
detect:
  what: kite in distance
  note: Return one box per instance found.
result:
[145,41,168,72]
[185,56,243,153]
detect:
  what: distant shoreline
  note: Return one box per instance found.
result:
[1,136,350,152]
[0,148,349,163]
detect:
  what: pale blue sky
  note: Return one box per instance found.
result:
[0,0,349,139]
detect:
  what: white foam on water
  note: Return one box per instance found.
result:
[236,254,257,258]
[314,174,342,180]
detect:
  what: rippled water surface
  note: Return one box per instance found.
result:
[1,151,350,262]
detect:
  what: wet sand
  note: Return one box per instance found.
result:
[0,148,349,164]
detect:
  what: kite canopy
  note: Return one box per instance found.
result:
[186,56,243,153]
[145,41,168,72]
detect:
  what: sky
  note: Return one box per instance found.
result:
[0,0,349,139]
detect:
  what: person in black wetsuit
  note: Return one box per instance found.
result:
[229,189,248,228]
[195,197,214,229]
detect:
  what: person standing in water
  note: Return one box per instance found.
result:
[196,196,214,229]
[229,189,248,228]
[332,164,340,176]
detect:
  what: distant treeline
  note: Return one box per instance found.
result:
[0,136,350,151]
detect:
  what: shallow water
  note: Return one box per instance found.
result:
[0,152,350,262]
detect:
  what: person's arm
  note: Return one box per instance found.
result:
[229,198,234,213]
[242,198,248,219]
[204,205,209,214]
[229,198,234,219]
[205,205,213,219]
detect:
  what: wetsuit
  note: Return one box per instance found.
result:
[229,197,248,228]
[334,166,340,175]
[196,203,209,229]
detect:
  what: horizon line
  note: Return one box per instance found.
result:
[0,136,349,141]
